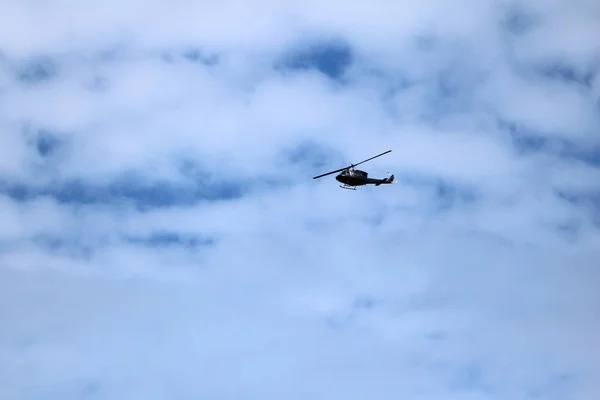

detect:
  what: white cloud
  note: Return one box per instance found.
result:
[1,0,599,399]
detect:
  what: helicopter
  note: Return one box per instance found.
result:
[312,149,397,190]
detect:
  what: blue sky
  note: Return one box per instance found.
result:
[1,0,599,399]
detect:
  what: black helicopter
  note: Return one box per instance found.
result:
[313,150,396,190]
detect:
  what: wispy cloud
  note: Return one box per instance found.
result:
[1,0,599,398]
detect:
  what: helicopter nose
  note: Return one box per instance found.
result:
[335,175,342,182]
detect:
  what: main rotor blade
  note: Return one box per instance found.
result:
[312,166,350,179]
[312,150,391,179]
[350,149,392,168]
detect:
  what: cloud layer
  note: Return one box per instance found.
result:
[1,0,599,399]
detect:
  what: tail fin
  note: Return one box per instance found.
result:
[377,171,396,185]
[385,171,396,184]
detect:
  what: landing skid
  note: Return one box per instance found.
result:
[339,184,357,190]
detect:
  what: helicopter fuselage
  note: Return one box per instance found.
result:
[335,169,393,187]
